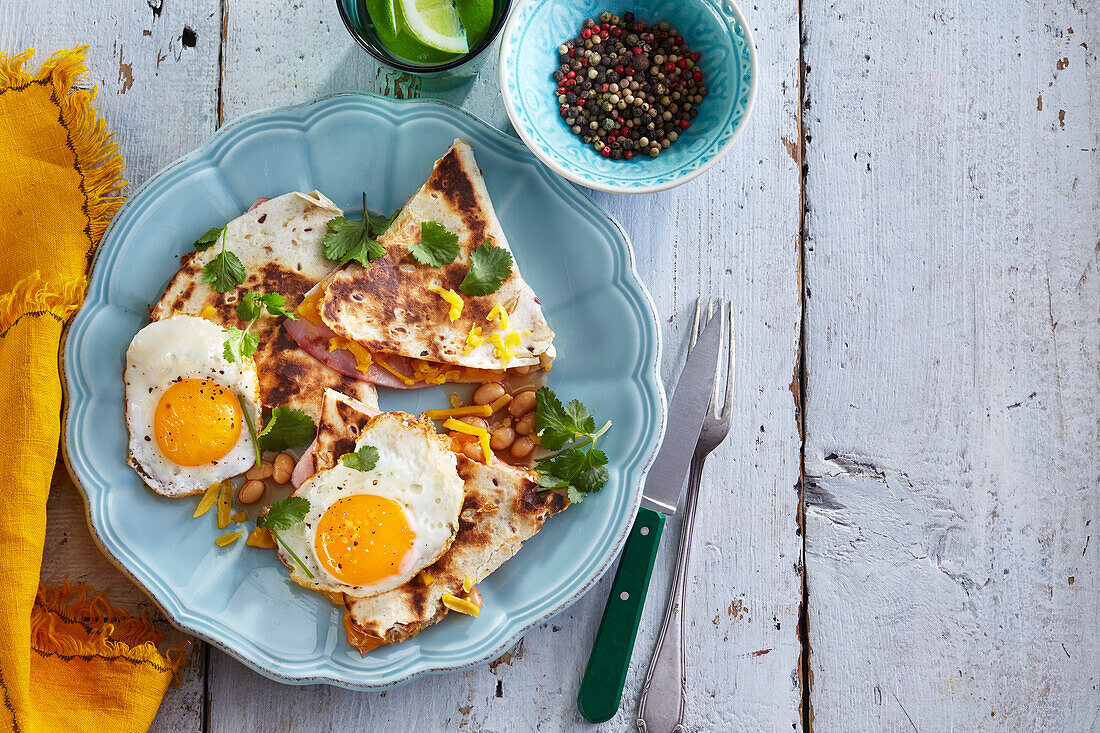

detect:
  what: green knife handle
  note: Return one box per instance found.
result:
[577,507,666,723]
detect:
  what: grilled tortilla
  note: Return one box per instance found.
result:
[151,192,378,418]
[287,141,554,388]
[296,389,565,650]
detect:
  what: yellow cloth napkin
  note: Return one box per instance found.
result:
[0,47,185,732]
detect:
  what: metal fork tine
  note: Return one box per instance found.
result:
[688,298,702,351]
[721,301,735,419]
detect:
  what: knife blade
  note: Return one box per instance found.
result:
[576,302,725,724]
[640,304,725,514]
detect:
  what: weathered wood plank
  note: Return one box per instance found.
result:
[802,0,1099,728]
[210,1,804,730]
[1,1,222,729]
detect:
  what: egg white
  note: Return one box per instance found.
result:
[276,412,464,598]
[125,314,261,497]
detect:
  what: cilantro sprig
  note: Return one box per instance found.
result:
[198,225,246,293]
[459,241,513,296]
[222,289,297,363]
[408,221,459,267]
[322,194,395,266]
[532,387,612,504]
[258,406,316,451]
[341,444,380,472]
[256,496,313,579]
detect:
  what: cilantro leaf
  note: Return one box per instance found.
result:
[257,496,310,531]
[203,249,246,293]
[341,444,380,472]
[222,326,259,363]
[237,291,263,321]
[565,487,587,505]
[193,226,226,251]
[257,406,316,451]
[535,387,594,450]
[535,448,608,493]
[259,292,297,320]
[408,221,460,267]
[339,237,387,266]
[368,208,400,237]
[323,215,371,261]
[459,241,513,295]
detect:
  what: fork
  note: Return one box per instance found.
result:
[636,301,735,733]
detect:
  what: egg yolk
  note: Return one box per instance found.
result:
[314,495,415,586]
[154,379,243,466]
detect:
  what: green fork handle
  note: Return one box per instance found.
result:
[576,507,666,723]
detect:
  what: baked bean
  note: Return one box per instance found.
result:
[459,416,489,431]
[511,365,533,376]
[511,436,535,459]
[238,479,265,504]
[473,382,506,405]
[245,461,273,481]
[466,585,482,607]
[462,441,484,461]
[490,426,515,451]
[272,453,295,484]
[508,389,537,417]
[515,413,536,436]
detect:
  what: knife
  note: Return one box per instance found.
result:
[576,303,725,724]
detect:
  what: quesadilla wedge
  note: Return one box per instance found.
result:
[151,192,378,418]
[285,389,565,650]
[285,141,555,389]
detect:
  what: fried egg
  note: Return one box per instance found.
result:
[125,314,261,497]
[276,412,464,598]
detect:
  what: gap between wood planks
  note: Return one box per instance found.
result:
[796,0,811,729]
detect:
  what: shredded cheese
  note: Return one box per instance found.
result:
[424,405,493,419]
[328,336,374,373]
[489,393,513,413]
[216,480,232,529]
[421,571,436,587]
[193,482,221,518]
[441,593,481,617]
[246,526,276,548]
[215,530,243,547]
[463,326,484,355]
[448,393,461,408]
[486,304,509,331]
[231,510,247,523]
[429,285,464,321]
[462,575,475,592]
[296,282,328,325]
[488,331,522,362]
[374,356,418,385]
[443,418,492,464]
[200,305,218,321]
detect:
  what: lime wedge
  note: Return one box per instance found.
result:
[371,0,399,36]
[455,0,493,47]
[398,0,469,54]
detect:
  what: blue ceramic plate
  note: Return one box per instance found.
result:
[61,94,665,690]
[499,0,757,194]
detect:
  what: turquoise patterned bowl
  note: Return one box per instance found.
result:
[499,0,757,194]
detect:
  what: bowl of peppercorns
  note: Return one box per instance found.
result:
[499,1,756,194]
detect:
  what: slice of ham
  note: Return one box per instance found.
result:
[282,316,425,390]
[247,197,271,211]
[291,439,316,489]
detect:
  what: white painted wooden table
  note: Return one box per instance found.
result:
[5,0,1096,730]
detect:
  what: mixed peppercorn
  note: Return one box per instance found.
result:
[553,12,707,160]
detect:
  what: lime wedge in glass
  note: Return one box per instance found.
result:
[397,0,469,54]
[455,0,493,47]
[369,0,399,36]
